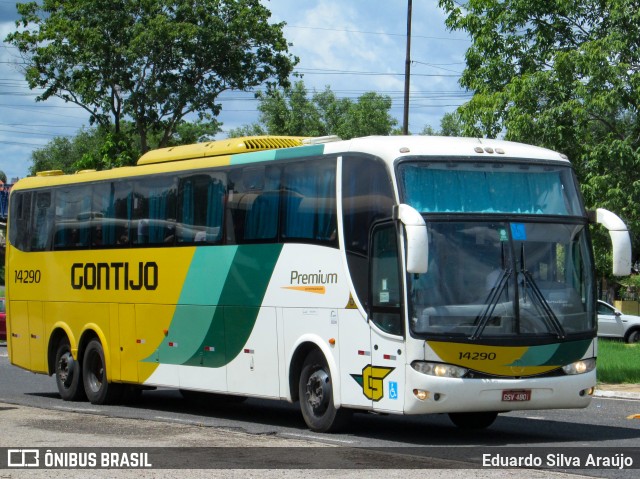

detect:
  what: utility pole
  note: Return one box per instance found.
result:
[402,0,412,135]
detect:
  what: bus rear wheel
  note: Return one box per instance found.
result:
[54,338,86,401]
[448,411,498,430]
[82,339,122,404]
[298,350,349,433]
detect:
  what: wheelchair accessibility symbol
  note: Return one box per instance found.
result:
[389,381,398,400]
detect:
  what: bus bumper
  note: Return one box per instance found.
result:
[403,367,596,415]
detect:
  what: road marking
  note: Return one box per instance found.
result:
[54,406,100,413]
[282,432,355,444]
[154,416,201,425]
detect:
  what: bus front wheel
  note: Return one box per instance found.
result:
[82,339,122,404]
[54,338,86,401]
[448,411,498,429]
[298,350,349,433]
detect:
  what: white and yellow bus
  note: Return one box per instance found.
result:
[6,135,631,431]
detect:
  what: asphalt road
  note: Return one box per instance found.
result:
[1,344,639,478]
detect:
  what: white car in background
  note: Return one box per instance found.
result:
[597,300,640,343]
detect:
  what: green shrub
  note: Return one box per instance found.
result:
[597,339,640,384]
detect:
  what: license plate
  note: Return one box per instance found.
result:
[502,389,531,402]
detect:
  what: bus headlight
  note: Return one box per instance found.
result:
[562,358,596,375]
[412,361,468,378]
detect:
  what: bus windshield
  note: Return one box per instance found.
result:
[409,221,595,341]
[398,160,583,215]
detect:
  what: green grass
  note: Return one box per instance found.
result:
[597,339,640,384]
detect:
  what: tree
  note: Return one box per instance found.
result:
[227,124,267,138]
[256,81,325,137]
[421,111,464,137]
[30,129,102,175]
[439,0,640,275]
[6,0,297,158]
[30,120,220,174]
[231,81,397,139]
[339,92,397,139]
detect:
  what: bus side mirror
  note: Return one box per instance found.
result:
[394,204,428,274]
[591,208,632,276]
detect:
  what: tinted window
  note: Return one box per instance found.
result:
[91,181,133,247]
[227,165,281,243]
[342,155,396,306]
[13,156,343,251]
[399,161,582,215]
[53,185,93,249]
[9,191,32,251]
[370,222,403,335]
[31,192,54,251]
[131,177,177,246]
[282,158,337,244]
[178,173,226,244]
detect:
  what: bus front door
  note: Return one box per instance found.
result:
[368,221,405,413]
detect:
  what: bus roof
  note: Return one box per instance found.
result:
[137,136,309,165]
[331,136,570,164]
[13,135,570,191]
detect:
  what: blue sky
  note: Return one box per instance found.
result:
[0,0,471,181]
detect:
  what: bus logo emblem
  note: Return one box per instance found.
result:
[351,365,394,401]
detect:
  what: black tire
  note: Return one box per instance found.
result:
[448,411,499,430]
[626,330,640,344]
[82,339,122,404]
[298,349,350,433]
[54,337,86,401]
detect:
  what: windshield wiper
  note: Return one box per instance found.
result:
[470,268,512,340]
[521,270,566,339]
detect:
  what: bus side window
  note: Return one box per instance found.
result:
[281,158,337,245]
[31,192,54,251]
[178,173,226,244]
[92,181,130,247]
[227,165,280,244]
[342,155,396,308]
[9,191,33,251]
[54,185,92,249]
[132,177,177,246]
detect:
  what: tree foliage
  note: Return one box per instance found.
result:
[439,0,640,274]
[6,0,297,157]
[230,81,397,139]
[421,111,464,136]
[30,129,101,175]
[30,120,220,174]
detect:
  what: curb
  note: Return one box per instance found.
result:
[595,390,640,400]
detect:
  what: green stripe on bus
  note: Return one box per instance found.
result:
[541,339,591,366]
[148,244,283,367]
[230,144,325,165]
[509,339,591,367]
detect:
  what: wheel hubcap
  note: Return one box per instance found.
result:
[58,352,75,388]
[87,352,103,392]
[306,369,330,414]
